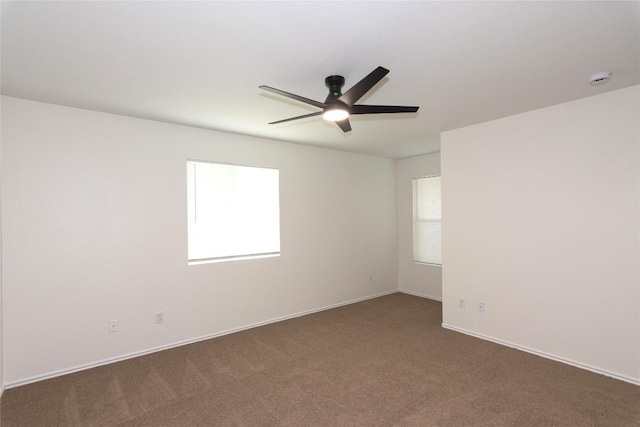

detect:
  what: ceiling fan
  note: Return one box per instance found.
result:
[259,66,419,133]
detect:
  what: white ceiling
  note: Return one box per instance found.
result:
[2,1,638,159]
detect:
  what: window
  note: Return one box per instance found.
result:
[186,160,280,264]
[413,176,441,265]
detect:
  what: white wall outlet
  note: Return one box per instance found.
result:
[155,312,164,324]
[109,319,118,333]
[478,302,485,313]
[458,299,465,309]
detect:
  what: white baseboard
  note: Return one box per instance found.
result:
[0,383,4,399]
[441,323,640,387]
[399,289,442,302]
[5,289,398,389]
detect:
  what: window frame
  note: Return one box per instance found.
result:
[412,174,442,267]
[186,159,281,265]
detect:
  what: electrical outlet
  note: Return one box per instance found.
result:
[109,319,118,333]
[155,312,164,324]
[458,299,465,309]
[478,302,485,313]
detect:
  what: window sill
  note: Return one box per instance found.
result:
[189,253,280,265]
[413,261,442,268]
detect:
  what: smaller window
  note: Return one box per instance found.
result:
[413,176,441,266]
[187,161,280,264]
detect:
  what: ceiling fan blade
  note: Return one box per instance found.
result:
[268,111,323,125]
[259,85,326,109]
[335,118,352,133]
[338,66,389,107]
[350,105,419,115]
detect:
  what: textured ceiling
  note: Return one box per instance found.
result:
[2,1,639,159]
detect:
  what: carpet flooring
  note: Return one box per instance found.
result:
[1,293,639,426]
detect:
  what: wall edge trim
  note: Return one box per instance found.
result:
[441,323,640,387]
[6,289,398,389]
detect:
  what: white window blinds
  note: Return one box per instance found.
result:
[413,176,441,265]
[187,161,280,263]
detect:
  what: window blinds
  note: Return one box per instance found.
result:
[413,176,441,265]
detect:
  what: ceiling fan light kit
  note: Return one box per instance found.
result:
[323,109,349,122]
[260,66,419,133]
[322,104,349,122]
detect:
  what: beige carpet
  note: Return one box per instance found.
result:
[2,293,639,426]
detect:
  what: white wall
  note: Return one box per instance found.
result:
[0,96,398,385]
[396,153,442,300]
[0,110,3,397]
[442,86,640,383]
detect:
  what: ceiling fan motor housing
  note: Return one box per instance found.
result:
[325,75,345,100]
